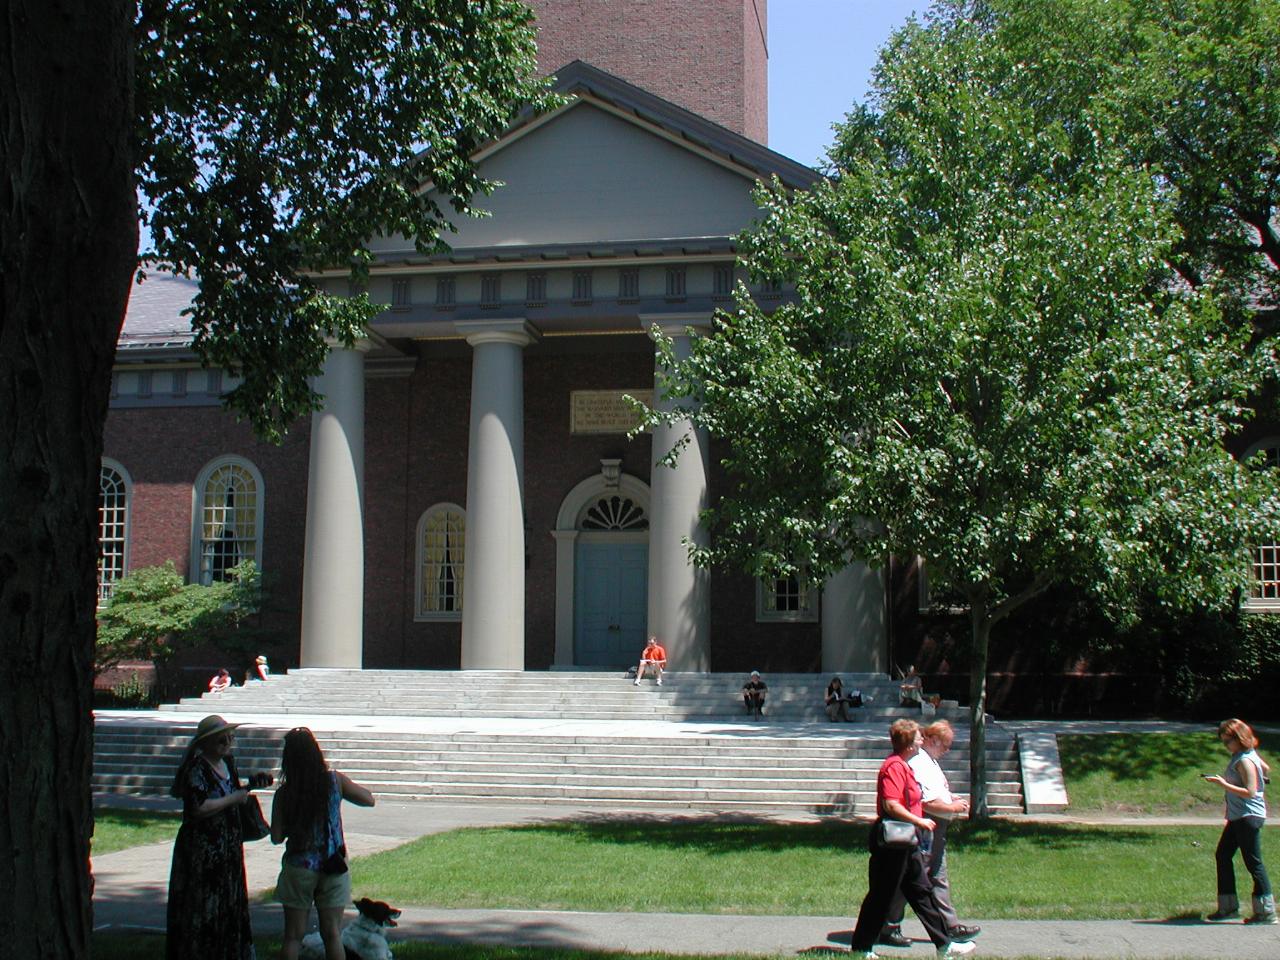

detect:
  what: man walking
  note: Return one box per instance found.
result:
[879,720,981,947]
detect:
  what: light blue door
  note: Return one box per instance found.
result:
[575,541,648,666]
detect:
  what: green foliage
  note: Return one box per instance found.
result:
[95,560,267,671]
[107,671,155,708]
[645,0,1280,811]
[1126,609,1280,715]
[983,0,1280,315]
[655,6,1276,618]
[134,1,557,441]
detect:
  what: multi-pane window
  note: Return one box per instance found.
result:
[436,275,456,307]
[526,272,547,305]
[194,459,262,585]
[417,505,465,618]
[714,264,736,298]
[665,267,686,300]
[480,273,501,307]
[391,278,412,309]
[572,269,593,303]
[98,461,130,604]
[618,268,640,301]
[757,572,819,622]
[1249,443,1280,605]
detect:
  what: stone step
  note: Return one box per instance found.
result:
[94,669,1023,811]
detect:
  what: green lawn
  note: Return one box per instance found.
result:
[344,818,1276,920]
[92,808,180,855]
[1058,731,1266,815]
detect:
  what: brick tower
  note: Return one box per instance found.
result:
[524,0,768,144]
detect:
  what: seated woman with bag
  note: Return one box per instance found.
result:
[271,727,376,960]
[848,718,974,959]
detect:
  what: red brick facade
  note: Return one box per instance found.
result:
[103,338,823,674]
[526,0,769,143]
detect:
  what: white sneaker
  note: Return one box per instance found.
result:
[656,678,663,685]
[633,680,640,686]
[851,951,879,960]
[938,941,976,958]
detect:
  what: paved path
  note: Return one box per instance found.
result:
[93,793,1280,960]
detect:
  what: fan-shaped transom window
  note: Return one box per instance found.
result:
[580,496,648,531]
[98,460,130,604]
[194,458,263,585]
[417,504,465,619]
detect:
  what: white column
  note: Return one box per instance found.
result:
[460,320,535,669]
[300,338,371,668]
[645,319,711,672]
[821,561,887,674]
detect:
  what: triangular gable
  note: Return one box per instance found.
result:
[365,61,819,259]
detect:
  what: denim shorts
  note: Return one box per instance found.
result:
[275,861,352,910]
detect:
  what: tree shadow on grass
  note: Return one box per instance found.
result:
[493,816,1163,855]
[1059,732,1220,782]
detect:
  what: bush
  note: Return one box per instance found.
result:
[95,560,270,673]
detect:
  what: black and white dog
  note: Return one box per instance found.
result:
[299,898,402,960]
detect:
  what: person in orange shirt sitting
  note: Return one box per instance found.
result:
[633,636,667,686]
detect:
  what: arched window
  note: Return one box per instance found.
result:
[416,504,465,619]
[579,495,648,531]
[192,457,264,585]
[1246,441,1280,608]
[98,459,131,604]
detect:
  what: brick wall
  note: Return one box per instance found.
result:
[102,404,311,669]
[526,0,768,143]
[105,337,823,673]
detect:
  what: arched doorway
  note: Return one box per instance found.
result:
[552,469,651,667]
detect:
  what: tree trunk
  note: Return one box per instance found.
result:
[967,603,991,819]
[0,2,136,957]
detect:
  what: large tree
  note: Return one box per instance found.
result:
[983,0,1279,319]
[1,2,547,955]
[648,1,1280,815]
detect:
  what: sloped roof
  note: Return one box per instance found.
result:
[528,60,819,190]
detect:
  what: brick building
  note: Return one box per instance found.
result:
[103,5,901,681]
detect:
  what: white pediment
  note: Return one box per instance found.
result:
[369,100,763,254]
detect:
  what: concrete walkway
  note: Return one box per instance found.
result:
[93,791,1280,960]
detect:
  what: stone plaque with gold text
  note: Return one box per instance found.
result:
[570,389,653,435]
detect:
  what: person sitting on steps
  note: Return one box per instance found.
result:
[826,675,865,721]
[742,671,767,719]
[634,636,667,686]
[899,664,924,708]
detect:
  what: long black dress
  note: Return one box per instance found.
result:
[166,755,255,960]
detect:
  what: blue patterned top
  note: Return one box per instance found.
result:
[283,771,345,870]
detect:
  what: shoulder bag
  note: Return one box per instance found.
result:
[239,794,271,842]
[878,819,919,849]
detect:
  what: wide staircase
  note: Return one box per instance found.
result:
[93,671,1025,815]
[160,669,968,722]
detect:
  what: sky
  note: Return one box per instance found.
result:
[768,1,927,168]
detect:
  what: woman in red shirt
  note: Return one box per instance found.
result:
[849,718,974,958]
